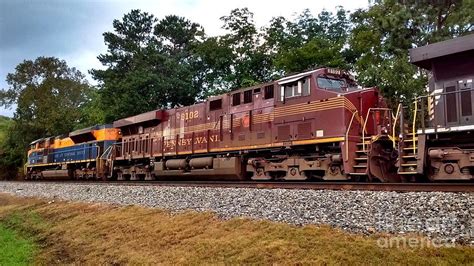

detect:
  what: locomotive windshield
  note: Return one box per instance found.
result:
[316,75,359,93]
[317,77,345,90]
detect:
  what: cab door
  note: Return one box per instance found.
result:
[459,79,474,125]
[444,81,459,126]
[444,79,474,126]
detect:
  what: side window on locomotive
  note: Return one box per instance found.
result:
[264,85,274,99]
[244,90,253,104]
[209,98,222,111]
[232,93,241,106]
[280,77,310,101]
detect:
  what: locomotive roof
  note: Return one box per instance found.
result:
[29,138,45,145]
[113,110,164,128]
[220,67,325,96]
[69,124,113,137]
[277,68,322,84]
[409,33,474,69]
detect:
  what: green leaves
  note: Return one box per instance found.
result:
[263,7,351,74]
[2,57,92,136]
[349,0,473,106]
[0,57,95,177]
[92,10,205,122]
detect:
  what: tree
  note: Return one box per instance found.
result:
[263,7,351,73]
[91,10,206,122]
[349,0,474,105]
[197,8,274,92]
[0,57,93,136]
[0,57,94,178]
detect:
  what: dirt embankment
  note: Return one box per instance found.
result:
[0,193,472,264]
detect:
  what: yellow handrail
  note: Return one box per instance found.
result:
[362,108,393,152]
[392,103,401,148]
[345,111,358,160]
[412,100,418,154]
[361,110,370,153]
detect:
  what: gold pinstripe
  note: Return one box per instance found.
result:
[126,96,362,137]
[27,159,95,167]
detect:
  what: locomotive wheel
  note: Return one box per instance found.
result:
[250,168,272,181]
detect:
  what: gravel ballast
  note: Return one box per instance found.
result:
[0,181,472,244]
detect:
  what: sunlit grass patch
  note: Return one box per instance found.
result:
[0,223,36,265]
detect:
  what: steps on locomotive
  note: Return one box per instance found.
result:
[398,132,419,175]
[349,137,371,176]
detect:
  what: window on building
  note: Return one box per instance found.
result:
[210,99,222,111]
[264,85,274,99]
[232,93,241,106]
[244,90,252,104]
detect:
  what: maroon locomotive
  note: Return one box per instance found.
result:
[26,34,474,183]
[110,67,397,182]
[398,33,474,181]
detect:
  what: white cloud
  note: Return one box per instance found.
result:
[0,0,369,117]
[117,0,368,36]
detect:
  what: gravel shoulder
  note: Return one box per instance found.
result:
[0,181,472,244]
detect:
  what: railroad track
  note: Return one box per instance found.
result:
[13,180,474,192]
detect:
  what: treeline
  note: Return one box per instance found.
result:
[0,0,472,178]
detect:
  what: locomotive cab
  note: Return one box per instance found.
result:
[405,33,474,181]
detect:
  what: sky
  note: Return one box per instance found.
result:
[0,0,369,117]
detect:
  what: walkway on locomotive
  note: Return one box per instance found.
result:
[116,67,382,160]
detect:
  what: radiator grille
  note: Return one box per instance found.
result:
[297,122,312,139]
[277,125,290,141]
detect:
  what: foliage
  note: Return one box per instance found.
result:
[264,7,352,73]
[0,57,95,178]
[195,8,273,95]
[0,116,14,179]
[349,0,474,106]
[217,8,273,88]
[0,116,12,145]
[1,57,93,135]
[91,10,206,122]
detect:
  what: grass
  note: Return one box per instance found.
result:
[0,193,472,264]
[0,223,36,265]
